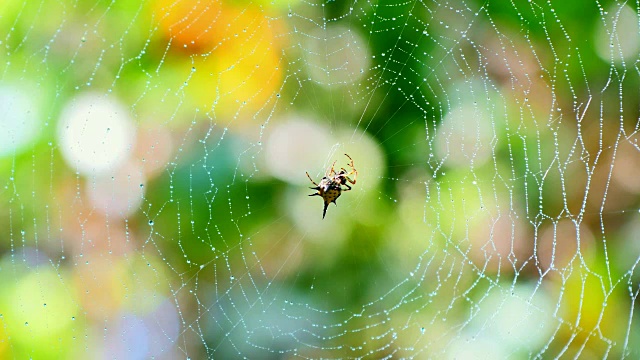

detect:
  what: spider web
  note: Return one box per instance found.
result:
[1,0,640,358]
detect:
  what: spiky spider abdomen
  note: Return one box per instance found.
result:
[306,154,358,219]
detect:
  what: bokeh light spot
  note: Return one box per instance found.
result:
[57,93,136,176]
[0,86,41,157]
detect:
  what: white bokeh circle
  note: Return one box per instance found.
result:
[435,103,493,168]
[58,93,136,175]
[595,4,640,63]
[304,25,370,87]
[0,85,41,157]
[265,117,334,184]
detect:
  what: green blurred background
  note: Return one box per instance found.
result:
[1,0,640,358]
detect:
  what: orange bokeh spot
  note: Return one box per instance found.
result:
[154,0,284,55]
[155,1,285,126]
[155,0,223,52]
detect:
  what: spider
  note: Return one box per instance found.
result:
[306,154,358,219]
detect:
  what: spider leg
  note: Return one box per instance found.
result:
[327,160,338,177]
[343,154,357,184]
[344,153,355,168]
[342,183,352,191]
[308,193,320,197]
[305,172,319,186]
[344,174,356,185]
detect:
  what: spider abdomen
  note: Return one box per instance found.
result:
[305,154,358,219]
